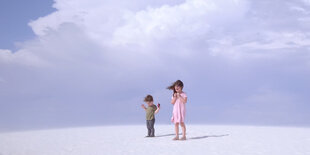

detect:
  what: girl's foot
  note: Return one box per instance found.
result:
[180,136,187,140]
[173,136,179,140]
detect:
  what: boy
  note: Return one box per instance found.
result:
[141,95,160,137]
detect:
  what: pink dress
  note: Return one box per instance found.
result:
[171,92,187,123]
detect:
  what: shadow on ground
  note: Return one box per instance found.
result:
[188,134,229,140]
[155,133,229,140]
[156,133,181,137]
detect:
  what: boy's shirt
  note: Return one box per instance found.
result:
[146,104,157,120]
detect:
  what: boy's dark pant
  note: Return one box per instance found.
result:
[146,119,155,136]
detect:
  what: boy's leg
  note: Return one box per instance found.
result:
[146,120,151,136]
[150,119,155,137]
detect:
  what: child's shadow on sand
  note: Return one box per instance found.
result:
[188,134,229,140]
[156,133,229,140]
[156,133,177,137]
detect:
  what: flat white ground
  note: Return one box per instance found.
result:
[0,125,309,155]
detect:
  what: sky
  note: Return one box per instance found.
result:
[0,0,56,50]
[0,0,310,132]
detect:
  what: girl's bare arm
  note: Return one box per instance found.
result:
[179,96,187,104]
[171,94,177,104]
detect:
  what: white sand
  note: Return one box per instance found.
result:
[0,125,309,155]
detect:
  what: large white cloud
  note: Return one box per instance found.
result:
[112,0,248,45]
[0,0,310,131]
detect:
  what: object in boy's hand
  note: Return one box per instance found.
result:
[157,103,160,108]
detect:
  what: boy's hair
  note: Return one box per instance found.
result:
[167,80,184,93]
[144,95,153,102]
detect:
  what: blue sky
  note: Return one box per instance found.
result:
[0,0,55,50]
[0,0,310,132]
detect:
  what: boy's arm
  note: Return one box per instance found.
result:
[141,104,147,111]
[155,103,160,114]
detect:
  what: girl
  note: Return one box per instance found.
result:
[167,80,187,140]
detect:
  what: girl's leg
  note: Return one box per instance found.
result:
[180,122,186,140]
[173,123,179,140]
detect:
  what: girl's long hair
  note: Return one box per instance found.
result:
[167,80,184,94]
